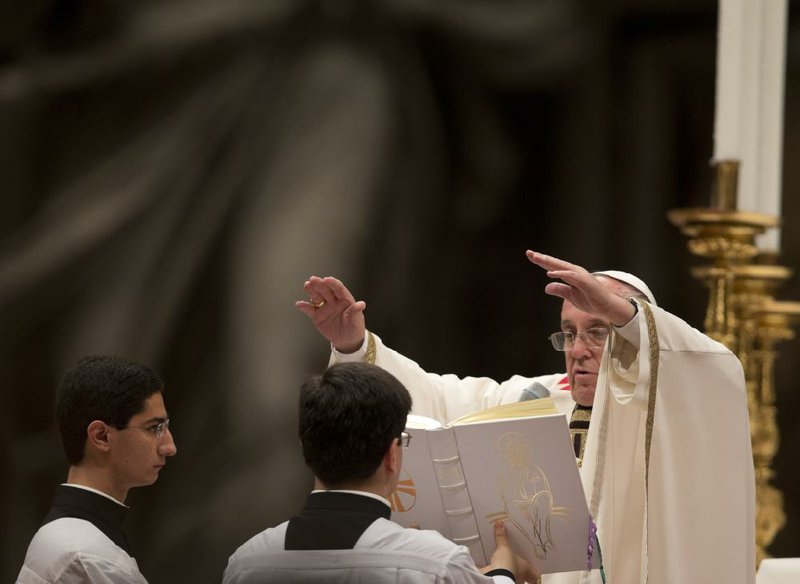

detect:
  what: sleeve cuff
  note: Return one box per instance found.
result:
[613,299,641,348]
[331,333,370,363]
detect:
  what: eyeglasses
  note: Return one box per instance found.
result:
[548,327,610,351]
[397,431,412,449]
[109,418,171,440]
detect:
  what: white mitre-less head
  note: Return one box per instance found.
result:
[593,270,657,306]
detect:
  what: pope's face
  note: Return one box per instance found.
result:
[560,301,610,407]
[108,392,177,496]
[560,276,633,406]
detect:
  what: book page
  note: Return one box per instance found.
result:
[454,414,594,574]
[451,397,558,425]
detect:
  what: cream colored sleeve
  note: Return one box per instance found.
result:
[607,301,644,404]
[335,331,538,424]
[329,334,370,364]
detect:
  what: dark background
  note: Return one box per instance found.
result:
[2,1,799,582]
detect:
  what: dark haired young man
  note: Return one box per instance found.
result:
[17,355,177,584]
[223,362,536,583]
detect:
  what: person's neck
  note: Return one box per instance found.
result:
[67,466,128,504]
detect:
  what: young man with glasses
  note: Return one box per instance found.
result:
[17,355,177,584]
[296,251,754,584]
[223,362,537,583]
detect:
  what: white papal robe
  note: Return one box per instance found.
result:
[331,300,755,584]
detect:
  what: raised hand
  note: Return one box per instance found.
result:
[295,276,367,353]
[526,251,635,327]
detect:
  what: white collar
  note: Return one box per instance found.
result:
[311,489,392,509]
[62,483,128,508]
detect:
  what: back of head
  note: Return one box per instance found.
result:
[56,355,165,466]
[298,362,412,488]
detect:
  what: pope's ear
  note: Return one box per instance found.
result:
[86,420,112,452]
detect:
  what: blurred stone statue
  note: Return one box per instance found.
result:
[1,1,597,582]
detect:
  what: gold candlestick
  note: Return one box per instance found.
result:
[668,160,796,565]
[730,263,793,378]
[667,206,777,350]
[668,159,778,350]
[749,300,800,563]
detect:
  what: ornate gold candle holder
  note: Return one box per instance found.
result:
[666,207,777,349]
[730,263,793,377]
[668,158,778,350]
[667,160,797,564]
[749,300,800,563]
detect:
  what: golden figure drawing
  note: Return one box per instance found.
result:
[495,431,569,559]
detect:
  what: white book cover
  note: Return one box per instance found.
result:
[390,400,596,575]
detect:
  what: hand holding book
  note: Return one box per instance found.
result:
[480,520,542,583]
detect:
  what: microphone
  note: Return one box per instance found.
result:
[518,381,551,401]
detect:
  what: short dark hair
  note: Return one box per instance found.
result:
[55,355,165,465]
[298,362,412,487]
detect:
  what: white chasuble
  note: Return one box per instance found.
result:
[551,301,755,584]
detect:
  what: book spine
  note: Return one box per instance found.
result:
[427,428,485,565]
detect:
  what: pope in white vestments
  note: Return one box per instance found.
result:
[298,251,756,584]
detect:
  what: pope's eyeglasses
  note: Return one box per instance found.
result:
[548,327,610,351]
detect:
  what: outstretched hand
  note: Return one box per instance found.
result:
[481,521,540,584]
[526,251,635,327]
[295,276,367,353]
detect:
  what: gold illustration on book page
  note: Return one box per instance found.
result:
[489,432,570,560]
[389,470,416,513]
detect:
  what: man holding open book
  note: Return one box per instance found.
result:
[223,362,538,583]
[296,251,755,584]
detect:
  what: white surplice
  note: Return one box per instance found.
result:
[223,492,513,584]
[17,518,148,584]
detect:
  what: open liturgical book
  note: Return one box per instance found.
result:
[389,399,597,575]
